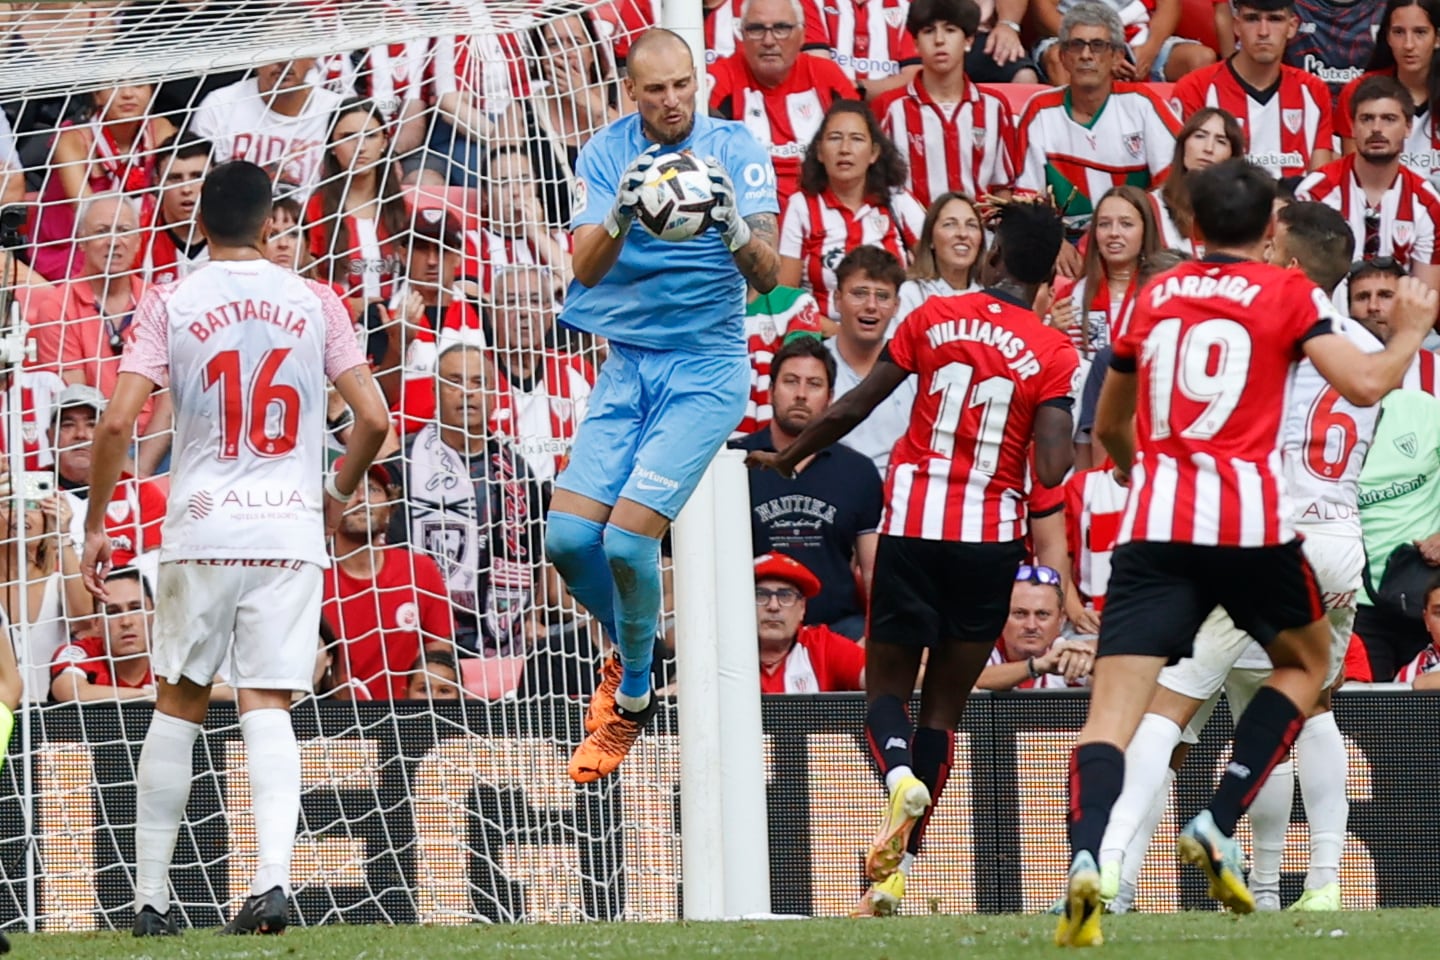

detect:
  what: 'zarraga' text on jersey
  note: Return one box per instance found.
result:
[880,289,1079,543]
[1114,258,1340,548]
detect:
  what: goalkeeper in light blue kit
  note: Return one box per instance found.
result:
[548,28,780,783]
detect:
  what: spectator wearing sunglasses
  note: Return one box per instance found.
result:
[1296,75,1440,293]
[1347,256,1440,395]
[755,553,866,693]
[709,0,859,208]
[976,565,1095,690]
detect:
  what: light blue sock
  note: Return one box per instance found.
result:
[602,525,662,699]
[544,512,618,643]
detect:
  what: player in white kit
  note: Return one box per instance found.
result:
[79,161,390,936]
[1097,202,1384,913]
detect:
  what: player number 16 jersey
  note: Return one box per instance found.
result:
[122,260,367,565]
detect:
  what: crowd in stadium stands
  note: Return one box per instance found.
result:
[5,0,1440,703]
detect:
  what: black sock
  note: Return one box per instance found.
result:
[906,726,953,856]
[1068,742,1125,860]
[1210,685,1305,835]
[865,695,913,776]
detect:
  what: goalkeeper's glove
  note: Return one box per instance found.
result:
[603,144,662,238]
[705,156,751,252]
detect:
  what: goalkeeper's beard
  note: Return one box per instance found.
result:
[643,114,695,147]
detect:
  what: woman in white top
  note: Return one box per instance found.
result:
[1151,107,1244,255]
[0,488,93,702]
[895,191,986,326]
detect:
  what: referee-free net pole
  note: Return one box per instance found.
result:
[672,449,772,919]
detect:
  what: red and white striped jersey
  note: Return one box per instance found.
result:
[1398,642,1440,683]
[1014,84,1180,231]
[119,261,367,565]
[0,372,64,472]
[1148,188,1203,256]
[1051,274,1139,359]
[136,196,208,287]
[463,227,572,294]
[709,52,859,206]
[1115,258,1341,548]
[1337,69,1440,189]
[361,38,446,119]
[802,0,921,88]
[871,77,1016,208]
[1402,348,1440,396]
[487,353,595,483]
[704,0,743,64]
[1064,465,1128,610]
[1282,314,1382,536]
[986,639,1090,688]
[879,288,1079,543]
[778,187,926,318]
[1172,60,1333,179]
[1295,154,1440,271]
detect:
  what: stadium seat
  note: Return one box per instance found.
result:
[1178,0,1221,50]
[460,655,526,700]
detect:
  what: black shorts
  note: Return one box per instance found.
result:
[868,535,1026,646]
[1098,539,1326,662]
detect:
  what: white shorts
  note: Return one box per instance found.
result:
[153,560,323,692]
[1161,528,1361,722]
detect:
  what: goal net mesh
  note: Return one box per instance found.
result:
[0,0,686,931]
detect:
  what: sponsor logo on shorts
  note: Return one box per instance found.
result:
[884,737,907,750]
[633,467,680,492]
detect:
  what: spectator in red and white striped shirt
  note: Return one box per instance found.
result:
[1296,75,1440,292]
[487,264,595,484]
[801,0,923,99]
[1346,256,1440,395]
[135,136,211,287]
[303,99,409,305]
[777,100,926,319]
[466,144,573,293]
[872,0,1016,211]
[976,571,1096,690]
[1395,576,1440,686]
[709,0,860,208]
[1062,461,1128,633]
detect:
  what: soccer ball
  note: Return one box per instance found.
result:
[635,151,718,242]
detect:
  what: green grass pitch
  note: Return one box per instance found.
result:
[12,911,1440,959]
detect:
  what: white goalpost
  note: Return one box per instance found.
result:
[0,0,770,932]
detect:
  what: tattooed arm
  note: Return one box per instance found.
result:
[733,211,780,294]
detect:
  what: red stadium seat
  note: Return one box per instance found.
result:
[1178,0,1221,50]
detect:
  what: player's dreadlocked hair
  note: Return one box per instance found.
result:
[985,192,1064,285]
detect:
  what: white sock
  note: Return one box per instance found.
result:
[1247,759,1294,888]
[898,852,915,877]
[134,712,201,914]
[614,689,652,713]
[240,709,300,897]
[885,765,914,793]
[1297,711,1348,890]
[1121,767,1174,891]
[1100,714,1182,867]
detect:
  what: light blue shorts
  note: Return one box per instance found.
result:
[556,344,750,520]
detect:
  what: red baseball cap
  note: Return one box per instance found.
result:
[753,552,821,598]
[333,456,392,493]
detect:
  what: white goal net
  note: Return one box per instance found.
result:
[0,0,691,931]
